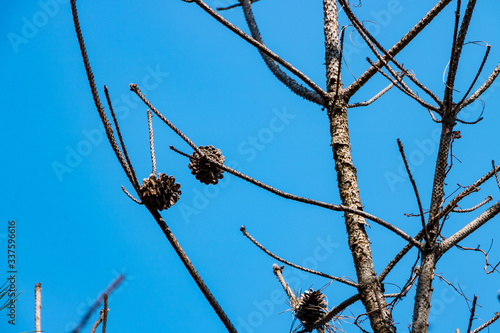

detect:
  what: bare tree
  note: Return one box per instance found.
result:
[70,0,500,332]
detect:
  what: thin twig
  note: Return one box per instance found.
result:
[434,273,474,303]
[241,226,358,287]
[216,0,259,11]
[437,163,500,221]
[467,295,478,333]
[35,283,41,333]
[457,45,491,108]
[171,146,423,249]
[105,86,140,191]
[366,58,439,112]
[493,160,500,190]
[456,244,500,274]
[188,0,327,101]
[340,0,443,107]
[452,196,492,213]
[440,200,500,254]
[147,207,237,333]
[444,0,477,111]
[147,110,157,176]
[462,62,500,108]
[470,312,500,333]
[90,310,104,333]
[71,275,125,333]
[130,84,201,154]
[345,0,453,98]
[121,186,142,204]
[102,294,108,333]
[272,264,298,306]
[397,139,429,245]
[348,81,396,108]
[70,0,138,193]
[379,230,424,282]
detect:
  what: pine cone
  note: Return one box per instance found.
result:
[295,289,331,332]
[140,173,181,211]
[188,145,225,185]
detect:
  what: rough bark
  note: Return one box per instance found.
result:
[411,115,455,333]
[324,1,395,332]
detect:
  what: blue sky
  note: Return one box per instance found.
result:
[1,0,500,332]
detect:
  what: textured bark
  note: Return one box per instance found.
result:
[324,1,395,331]
[411,116,454,333]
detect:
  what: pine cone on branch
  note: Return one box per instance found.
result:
[189,145,225,185]
[140,173,181,211]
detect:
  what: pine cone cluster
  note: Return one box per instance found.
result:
[295,289,330,332]
[188,145,225,185]
[139,173,181,211]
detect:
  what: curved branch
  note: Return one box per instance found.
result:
[187,0,327,101]
[440,200,500,254]
[397,139,429,244]
[241,226,358,287]
[239,0,324,105]
[437,163,500,221]
[171,146,423,249]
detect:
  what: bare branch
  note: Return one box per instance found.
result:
[457,45,491,108]
[470,312,500,333]
[493,160,500,190]
[70,0,139,193]
[397,139,430,245]
[366,57,440,112]
[348,81,395,108]
[379,230,424,282]
[71,274,125,333]
[344,0,453,100]
[241,226,358,287]
[186,0,327,101]
[102,294,108,333]
[147,207,237,332]
[216,0,259,11]
[440,200,500,254]
[437,163,500,221]
[456,244,500,274]
[272,264,299,307]
[130,84,201,154]
[171,146,423,249]
[147,110,157,176]
[462,62,500,108]
[238,0,324,105]
[444,0,477,109]
[90,310,104,333]
[452,196,492,213]
[35,283,41,333]
[121,186,142,204]
[104,86,140,191]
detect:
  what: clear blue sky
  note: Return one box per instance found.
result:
[1,0,500,332]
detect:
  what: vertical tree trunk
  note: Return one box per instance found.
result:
[324,1,395,332]
[412,116,455,333]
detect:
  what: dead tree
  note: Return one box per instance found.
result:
[70,0,500,332]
